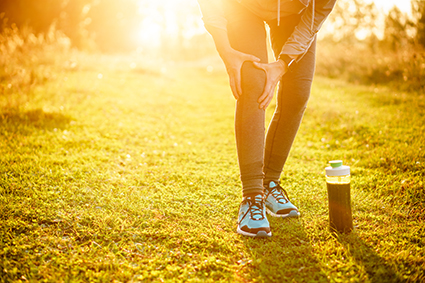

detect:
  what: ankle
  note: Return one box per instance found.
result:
[242,188,264,198]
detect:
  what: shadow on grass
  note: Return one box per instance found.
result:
[239,218,329,283]
[0,108,72,133]
[336,232,402,283]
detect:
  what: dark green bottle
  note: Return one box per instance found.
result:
[325,160,353,233]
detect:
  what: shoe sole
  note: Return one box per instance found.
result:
[266,208,300,218]
[237,226,272,238]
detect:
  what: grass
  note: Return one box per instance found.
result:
[0,52,424,282]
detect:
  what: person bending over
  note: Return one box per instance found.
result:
[197,0,337,237]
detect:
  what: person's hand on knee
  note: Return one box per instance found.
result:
[220,49,261,100]
[253,59,287,109]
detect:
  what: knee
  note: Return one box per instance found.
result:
[240,61,266,99]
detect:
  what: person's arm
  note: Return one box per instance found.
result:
[254,0,337,109]
[197,0,260,99]
[279,0,337,60]
[206,26,261,99]
[197,0,227,32]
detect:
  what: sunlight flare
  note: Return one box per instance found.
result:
[136,0,203,48]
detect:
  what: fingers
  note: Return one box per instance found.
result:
[241,52,261,64]
[248,55,261,63]
[254,62,268,105]
[258,78,279,109]
[257,88,268,105]
[226,53,260,100]
[255,61,285,109]
[259,93,272,109]
[258,84,275,109]
[226,53,268,101]
[235,55,260,98]
[260,93,273,109]
[229,75,239,100]
[235,70,242,97]
[229,67,244,99]
[252,61,264,70]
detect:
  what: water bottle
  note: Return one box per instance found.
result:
[325,160,353,233]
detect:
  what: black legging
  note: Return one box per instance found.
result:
[224,1,317,196]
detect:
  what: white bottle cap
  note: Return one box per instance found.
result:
[325,160,350,176]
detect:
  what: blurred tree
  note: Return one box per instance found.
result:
[0,0,143,51]
[0,0,91,48]
[0,0,63,33]
[412,0,425,47]
[322,0,379,42]
[383,6,413,51]
[59,0,92,49]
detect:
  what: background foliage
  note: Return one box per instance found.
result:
[0,0,424,92]
[315,0,425,92]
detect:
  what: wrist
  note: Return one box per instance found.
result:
[208,28,234,59]
[218,47,237,66]
[278,58,287,70]
[278,54,296,72]
[217,44,233,55]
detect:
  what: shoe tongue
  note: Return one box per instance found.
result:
[245,194,263,207]
[269,181,277,188]
[245,194,263,201]
[251,195,263,220]
[254,194,263,202]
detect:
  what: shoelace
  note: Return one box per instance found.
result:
[240,196,265,222]
[266,184,290,204]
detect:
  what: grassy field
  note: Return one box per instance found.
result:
[0,53,424,282]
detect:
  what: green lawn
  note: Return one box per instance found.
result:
[1,54,424,282]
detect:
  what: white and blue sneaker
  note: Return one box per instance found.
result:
[264,181,300,218]
[237,194,272,238]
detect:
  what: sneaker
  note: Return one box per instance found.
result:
[264,181,300,218]
[237,194,272,238]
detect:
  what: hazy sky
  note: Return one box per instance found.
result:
[371,0,411,14]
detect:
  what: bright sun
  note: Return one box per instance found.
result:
[136,0,203,48]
